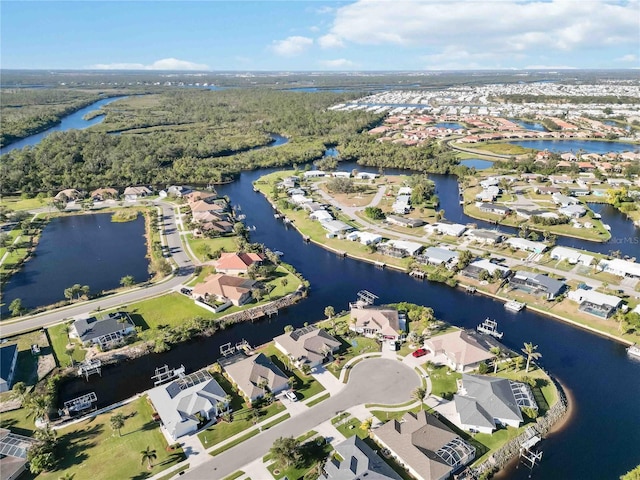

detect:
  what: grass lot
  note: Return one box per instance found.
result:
[1,195,50,211]
[460,142,533,156]
[197,373,286,448]
[186,235,239,263]
[258,344,325,400]
[185,265,216,286]
[1,329,55,388]
[36,396,185,480]
[267,438,332,480]
[124,292,215,329]
[0,407,36,436]
[47,322,87,367]
[427,365,462,399]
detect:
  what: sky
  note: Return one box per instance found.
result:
[1,0,639,71]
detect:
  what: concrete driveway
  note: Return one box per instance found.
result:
[181,357,420,479]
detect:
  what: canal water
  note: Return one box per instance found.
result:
[0,213,149,317]
[0,96,128,156]
[507,139,638,154]
[59,165,640,479]
[511,120,548,132]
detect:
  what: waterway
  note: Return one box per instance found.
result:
[511,120,548,132]
[460,158,493,170]
[0,213,149,317]
[435,122,465,130]
[507,139,638,154]
[0,96,128,156]
[59,164,640,480]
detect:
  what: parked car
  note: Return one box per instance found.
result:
[285,390,297,402]
[180,288,192,295]
[412,348,428,358]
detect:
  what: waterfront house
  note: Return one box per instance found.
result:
[350,305,403,340]
[427,222,467,237]
[90,187,119,201]
[123,186,152,201]
[550,246,594,266]
[303,170,326,178]
[0,344,18,393]
[425,330,495,373]
[192,273,257,306]
[167,185,193,198]
[558,204,587,218]
[0,428,37,480]
[310,210,334,222]
[509,271,566,300]
[220,352,289,403]
[453,374,537,434]
[567,287,622,318]
[551,193,579,207]
[346,231,382,246]
[465,229,503,245]
[373,411,475,480]
[274,325,341,369]
[147,370,229,440]
[319,435,401,480]
[71,312,136,349]
[505,237,547,254]
[184,190,217,204]
[320,219,354,236]
[213,252,264,275]
[291,194,312,205]
[386,215,425,228]
[54,188,81,202]
[377,239,424,258]
[417,247,460,268]
[597,258,640,279]
[461,259,511,280]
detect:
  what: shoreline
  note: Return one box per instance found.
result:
[257,187,634,347]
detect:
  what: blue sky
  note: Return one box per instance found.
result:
[1,1,639,70]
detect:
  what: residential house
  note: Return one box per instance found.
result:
[0,428,37,480]
[425,330,495,373]
[377,240,424,258]
[290,194,312,205]
[386,215,425,228]
[320,219,354,236]
[147,370,229,440]
[356,172,379,180]
[465,229,504,245]
[220,353,289,403]
[90,187,118,201]
[373,411,475,480]
[568,287,622,318]
[123,186,152,201]
[598,258,640,279]
[54,188,81,202]
[319,435,401,480]
[184,190,217,204]
[213,252,264,275]
[192,273,257,306]
[505,238,547,254]
[310,210,334,222]
[303,170,326,178]
[550,246,594,266]
[350,306,403,340]
[551,193,579,207]
[0,344,18,393]
[453,374,537,434]
[427,222,467,237]
[461,259,511,280]
[167,185,193,198]
[417,247,460,268]
[558,204,586,218]
[509,271,566,300]
[274,325,341,369]
[71,312,136,349]
[346,231,382,246]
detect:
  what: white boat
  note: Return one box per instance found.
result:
[476,318,503,339]
[603,224,611,231]
[505,300,526,312]
[627,344,640,359]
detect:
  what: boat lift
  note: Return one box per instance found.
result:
[152,364,186,386]
[350,290,378,309]
[63,392,97,415]
[77,359,102,380]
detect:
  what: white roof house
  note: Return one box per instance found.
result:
[290,194,312,205]
[559,204,587,218]
[310,210,333,222]
[356,172,379,180]
[332,171,351,178]
[321,219,354,236]
[550,246,594,266]
[467,259,511,277]
[380,239,424,257]
[428,222,467,237]
[147,371,229,440]
[419,247,459,266]
[598,259,640,279]
[398,187,413,195]
[304,170,326,178]
[568,287,622,318]
[505,237,548,254]
[346,231,383,245]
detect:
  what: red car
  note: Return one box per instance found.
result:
[412,348,428,358]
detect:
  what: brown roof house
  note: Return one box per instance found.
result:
[373,411,475,480]
[220,353,289,403]
[192,273,257,307]
[274,325,341,369]
[90,187,119,201]
[54,188,81,202]
[349,306,403,340]
[425,330,495,373]
[214,252,265,275]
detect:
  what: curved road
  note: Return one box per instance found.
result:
[182,358,421,479]
[1,201,195,337]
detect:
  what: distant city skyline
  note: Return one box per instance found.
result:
[1,1,639,71]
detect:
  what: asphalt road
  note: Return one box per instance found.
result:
[181,358,421,480]
[1,201,195,337]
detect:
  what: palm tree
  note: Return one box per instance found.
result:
[58,473,75,480]
[110,413,125,437]
[490,347,502,373]
[521,342,542,372]
[140,446,157,470]
[613,310,627,334]
[25,393,50,424]
[360,417,373,434]
[65,346,75,367]
[412,387,427,410]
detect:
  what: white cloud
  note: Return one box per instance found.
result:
[91,58,209,70]
[615,54,638,63]
[320,58,356,68]
[318,33,344,49]
[525,65,578,70]
[271,36,313,56]
[323,0,639,63]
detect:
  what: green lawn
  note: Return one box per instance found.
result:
[0,195,50,211]
[186,235,239,262]
[37,396,185,480]
[1,329,53,387]
[427,365,461,399]
[370,406,422,423]
[198,373,286,448]
[306,393,330,407]
[208,413,291,456]
[185,265,216,286]
[123,292,215,329]
[324,333,381,379]
[0,407,36,436]
[47,322,86,367]
[334,416,368,440]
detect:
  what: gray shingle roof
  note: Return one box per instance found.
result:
[456,374,523,426]
[0,344,18,385]
[73,312,134,343]
[320,435,401,480]
[221,353,289,400]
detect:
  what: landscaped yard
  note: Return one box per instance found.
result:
[267,437,332,480]
[36,396,185,480]
[47,322,86,367]
[186,235,239,263]
[258,344,325,400]
[427,365,462,399]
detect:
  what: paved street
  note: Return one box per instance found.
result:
[181,357,421,479]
